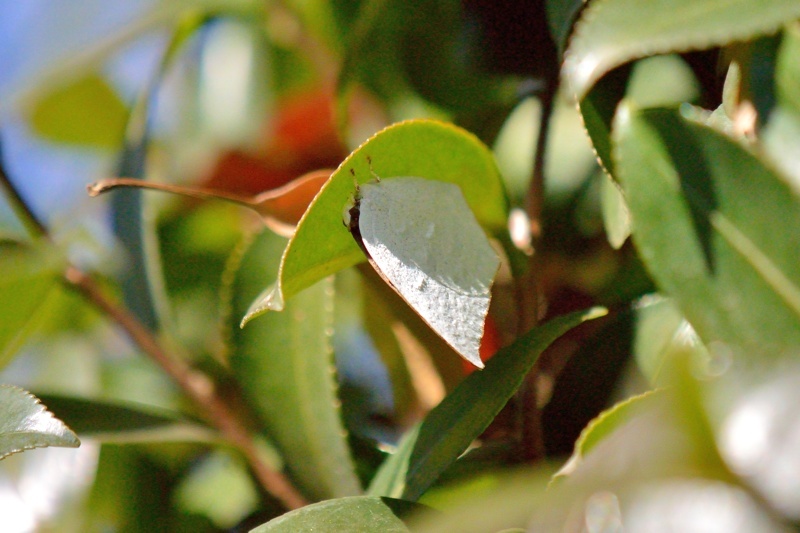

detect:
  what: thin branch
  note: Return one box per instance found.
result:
[64,265,309,510]
[525,85,555,247]
[0,142,308,509]
[516,79,558,463]
[0,142,49,239]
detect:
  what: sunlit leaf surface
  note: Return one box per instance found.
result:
[0,386,80,459]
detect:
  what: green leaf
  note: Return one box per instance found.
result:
[614,105,800,356]
[27,74,127,148]
[632,296,706,386]
[553,390,661,479]
[370,307,607,501]
[545,0,585,56]
[764,24,800,184]
[33,394,216,443]
[367,425,420,498]
[0,242,63,369]
[250,496,421,533]
[578,66,631,176]
[579,54,699,184]
[563,0,800,99]
[776,22,800,116]
[600,173,631,248]
[251,119,507,317]
[358,280,419,422]
[0,385,80,459]
[105,17,210,333]
[763,107,800,187]
[409,467,553,533]
[228,229,361,501]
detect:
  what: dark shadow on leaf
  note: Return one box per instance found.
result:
[643,110,718,273]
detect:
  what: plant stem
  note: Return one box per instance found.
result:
[64,266,309,510]
[525,85,554,248]
[0,150,308,510]
[0,143,49,239]
[517,80,557,463]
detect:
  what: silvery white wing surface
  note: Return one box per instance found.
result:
[349,177,500,368]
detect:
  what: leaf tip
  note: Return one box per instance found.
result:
[584,306,609,322]
[240,283,285,328]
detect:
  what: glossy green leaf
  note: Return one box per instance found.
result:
[0,242,63,369]
[251,119,507,317]
[614,105,800,356]
[250,496,420,533]
[563,0,800,99]
[554,390,661,479]
[371,307,606,501]
[0,385,80,459]
[27,74,127,148]
[228,229,361,500]
[33,394,216,443]
[579,54,699,183]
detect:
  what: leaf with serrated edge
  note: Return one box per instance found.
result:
[33,394,216,444]
[228,230,360,500]
[0,385,80,459]
[554,389,661,479]
[247,119,507,321]
[614,105,800,357]
[564,0,800,99]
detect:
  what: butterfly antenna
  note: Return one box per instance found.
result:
[366,156,381,182]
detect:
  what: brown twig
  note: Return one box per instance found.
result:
[0,148,308,510]
[517,79,557,463]
[65,266,309,509]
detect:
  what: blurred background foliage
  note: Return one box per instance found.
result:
[0,0,799,531]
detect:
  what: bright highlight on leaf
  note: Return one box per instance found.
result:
[345,176,500,369]
[0,385,80,460]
